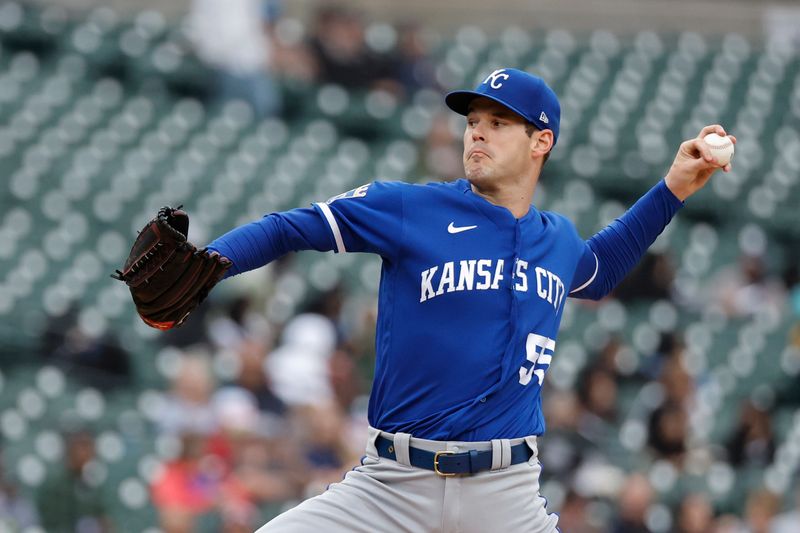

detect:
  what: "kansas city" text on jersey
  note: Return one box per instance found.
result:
[419,259,565,311]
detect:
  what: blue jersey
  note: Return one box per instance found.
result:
[208,178,683,441]
[314,179,583,440]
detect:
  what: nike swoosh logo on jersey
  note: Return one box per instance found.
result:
[447,222,478,234]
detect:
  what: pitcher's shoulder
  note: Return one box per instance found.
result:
[540,210,580,237]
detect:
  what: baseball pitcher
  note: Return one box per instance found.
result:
[116,67,735,532]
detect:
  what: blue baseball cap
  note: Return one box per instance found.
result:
[445,68,561,146]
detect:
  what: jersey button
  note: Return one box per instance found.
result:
[480,397,487,403]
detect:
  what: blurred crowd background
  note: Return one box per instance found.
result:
[0,0,799,531]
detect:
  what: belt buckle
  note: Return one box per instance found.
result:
[434,450,456,477]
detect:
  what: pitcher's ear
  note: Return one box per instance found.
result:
[531,129,554,159]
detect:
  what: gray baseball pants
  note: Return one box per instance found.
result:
[256,426,560,533]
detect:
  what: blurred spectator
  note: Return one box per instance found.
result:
[303,285,346,343]
[712,514,747,532]
[591,334,643,381]
[647,348,695,467]
[389,22,439,96]
[557,489,602,533]
[640,332,685,379]
[158,353,217,436]
[189,0,281,117]
[540,390,589,477]
[579,366,618,421]
[612,473,654,533]
[347,299,380,383]
[544,390,581,433]
[206,387,266,465]
[234,339,287,417]
[647,401,688,464]
[784,263,800,349]
[308,6,395,90]
[40,304,79,358]
[576,366,618,443]
[420,113,463,181]
[613,252,676,302]
[675,493,715,533]
[593,335,625,373]
[711,255,785,318]
[328,347,364,411]
[207,296,273,353]
[36,430,110,532]
[152,388,300,532]
[0,446,39,530]
[725,400,776,468]
[224,424,302,506]
[770,487,800,533]
[270,19,318,83]
[302,285,365,409]
[745,489,781,533]
[659,354,695,407]
[40,305,132,390]
[155,392,256,532]
[571,461,627,504]
[292,402,361,497]
[266,313,337,408]
[151,431,241,533]
[208,387,301,499]
[784,263,800,318]
[777,264,800,407]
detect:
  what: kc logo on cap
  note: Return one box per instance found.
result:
[444,67,562,146]
[484,69,510,89]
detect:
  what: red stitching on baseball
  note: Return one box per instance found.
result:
[705,139,732,150]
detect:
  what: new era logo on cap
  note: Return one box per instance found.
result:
[444,67,561,146]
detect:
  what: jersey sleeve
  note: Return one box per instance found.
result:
[569,179,684,300]
[312,181,404,260]
[206,207,334,278]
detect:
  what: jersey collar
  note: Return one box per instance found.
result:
[457,178,542,230]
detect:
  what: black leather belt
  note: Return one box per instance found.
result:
[375,435,533,477]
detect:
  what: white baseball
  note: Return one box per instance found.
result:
[703,133,734,166]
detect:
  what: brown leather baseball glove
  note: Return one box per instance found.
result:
[112,206,231,330]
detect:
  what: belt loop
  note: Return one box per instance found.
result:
[500,439,512,469]
[524,436,538,459]
[393,432,412,467]
[366,426,382,458]
[468,450,479,473]
[490,439,502,471]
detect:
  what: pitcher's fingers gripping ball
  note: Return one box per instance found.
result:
[664,125,736,201]
[112,206,231,330]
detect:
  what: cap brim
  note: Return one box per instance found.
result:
[445,90,533,126]
[444,90,482,116]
